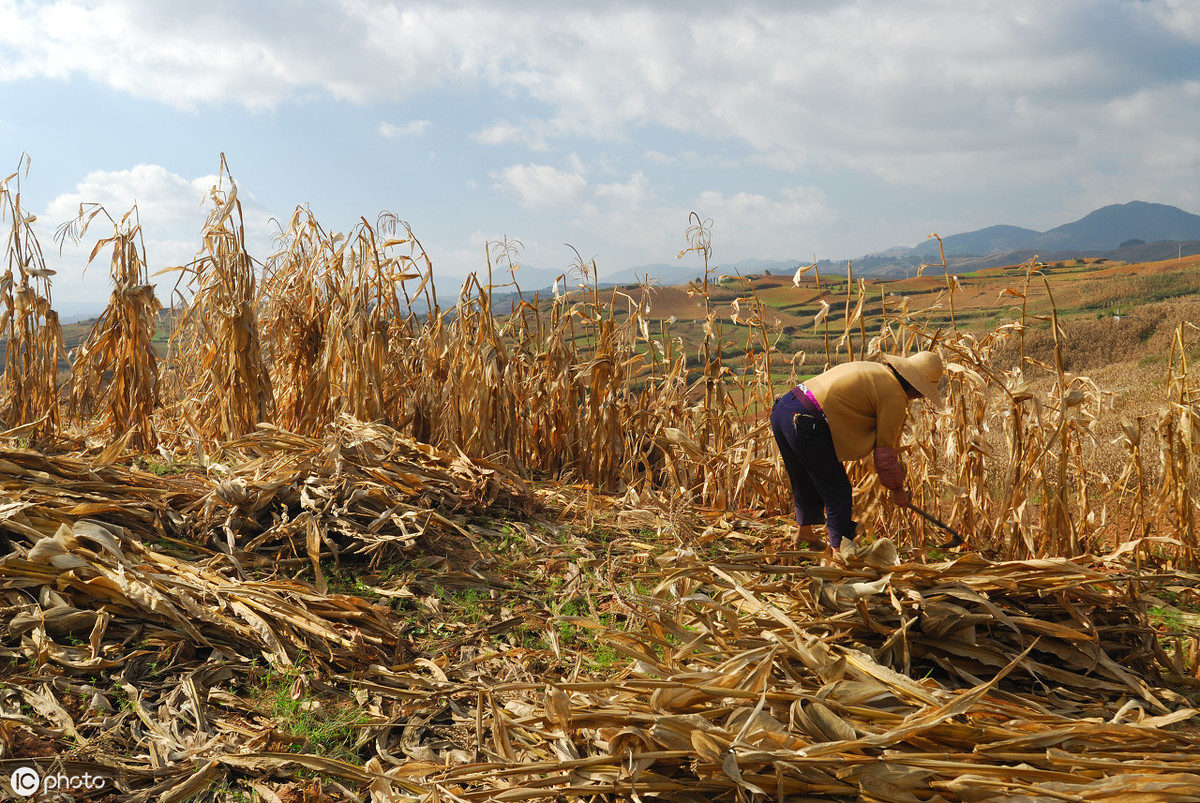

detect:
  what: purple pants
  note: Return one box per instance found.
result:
[769,391,856,546]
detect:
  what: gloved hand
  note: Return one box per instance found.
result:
[891,488,911,508]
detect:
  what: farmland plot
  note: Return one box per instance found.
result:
[0,162,1197,801]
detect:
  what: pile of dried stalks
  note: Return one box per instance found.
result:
[0,416,532,565]
[0,433,1196,801]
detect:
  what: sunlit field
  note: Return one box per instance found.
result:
[2,157,1198,801]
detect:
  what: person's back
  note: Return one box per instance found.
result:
[804,361,909,461]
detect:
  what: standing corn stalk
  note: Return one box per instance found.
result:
[259,207,335,436]
[1159,323,1200,568]
[162,156,273,442]
[0,155,64,442]
[920,233,959,330]
[260,211,434,436]
[58,204,161,451]
[326,218,410,425]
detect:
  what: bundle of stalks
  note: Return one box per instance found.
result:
[58,204,161,451]
[0,443,183,549]
[0,517,403,670]
[258,207,335,436]
[677,547,1196,709]
[261,210,432,437]
[0,156,64,442]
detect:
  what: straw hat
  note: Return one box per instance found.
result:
[883,350,944,406]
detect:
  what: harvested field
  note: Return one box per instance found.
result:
[0,434,1197,801]
[1,162,1198,800]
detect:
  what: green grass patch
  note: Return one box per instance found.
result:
[250,659,371,763]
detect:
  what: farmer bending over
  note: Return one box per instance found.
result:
[770,351,944,557]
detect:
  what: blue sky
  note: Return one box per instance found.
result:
[2,0,1199,308]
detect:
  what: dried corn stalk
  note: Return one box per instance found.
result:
[261,210,435,436]
[59,204,161,450]
[162,155,273,441]
[0,155,64,442]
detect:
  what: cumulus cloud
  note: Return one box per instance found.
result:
[4,1,1197,180]
[594,172,651,209]
[37,164,276,300]
[474,121,525,146]
[536,175,831,278]
[45,164,211,230]
[473,120,549,151]
[5,0,1200,276]
[682,186,834,260]
[492,163,588,208]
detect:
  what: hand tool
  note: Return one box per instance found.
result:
[909,504,966,549]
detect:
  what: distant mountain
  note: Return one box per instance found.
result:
[904,202,1200,259]
[599,262,704,287]
[426,201,1200,297]
[910,224,1042,258]
[855,201,1200,276]
[614,202,1200,283]
[1029,201,1200,251]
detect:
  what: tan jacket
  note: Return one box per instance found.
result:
[804,361,909,462]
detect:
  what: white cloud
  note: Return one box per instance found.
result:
[682,186,834,260]
[595,172,651,208]
[4,1,1197,188]
[379,119,431,138]
[5,1,1200,278]
[36,164,277,302]
[1146,0,1200,42]
[558,179,832,276]
[474,121,524,146]
[473,120,549,151]
[492,163,587,209]
[44,164,211,231]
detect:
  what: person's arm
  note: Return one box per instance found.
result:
[874,380,911,506]
[873,445,910,507]
[873,445,905,489]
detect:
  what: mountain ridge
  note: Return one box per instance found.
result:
[584,201,1200,287]
[861,201,1200,272]
[423,200,1200,297]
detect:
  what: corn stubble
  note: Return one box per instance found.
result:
[2,157,1200,800]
